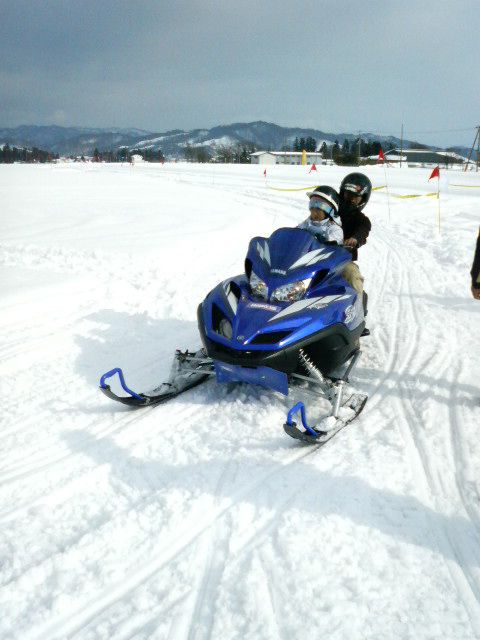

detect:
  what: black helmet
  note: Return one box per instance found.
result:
[306,185,340,215]
[339,173,372,210]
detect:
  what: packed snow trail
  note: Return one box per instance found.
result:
[1,163,480,639]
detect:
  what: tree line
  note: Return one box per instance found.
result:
[330,138,396,165]
[0,137,399,166]
[291,137,396,164]
[92,142,255,164]
[184,142,256,163]
[94,137,395,164]
[0,144,59,163]
[92,147,165,162]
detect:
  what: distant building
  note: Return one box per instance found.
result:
[368,149,467,168]
[250,151,325,165]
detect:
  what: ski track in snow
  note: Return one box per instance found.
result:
[31,446,320,640]
[1,163,480,639]
[372,225,480,631]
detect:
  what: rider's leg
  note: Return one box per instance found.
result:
[342,262,364,294]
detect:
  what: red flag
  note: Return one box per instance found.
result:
[429,166,440,180]
[263,169,267,177]
[377,148,385,163]
[309,163,317,173]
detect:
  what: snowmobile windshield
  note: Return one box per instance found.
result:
[246,227,351,285]
[263,228,329,271]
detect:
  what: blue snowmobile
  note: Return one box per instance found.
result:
[100,227,368,444]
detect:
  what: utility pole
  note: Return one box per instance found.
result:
[400,123,404,168]
[477,126,480,172]
[464,126,479,172]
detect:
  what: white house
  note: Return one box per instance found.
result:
[250,151,277,165]
[250,151,325,165]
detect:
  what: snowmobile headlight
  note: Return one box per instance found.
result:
[271,278,311,302]
[250,271,268,299]
[218,318,233,339]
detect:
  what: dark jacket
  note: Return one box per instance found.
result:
[472,227,480,289]
[338,203,371,261]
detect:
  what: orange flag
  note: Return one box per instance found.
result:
[429,166,440,180]
[378,148,385,162]
[309,163,317,173]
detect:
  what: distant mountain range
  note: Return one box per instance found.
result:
[0,122,471,159]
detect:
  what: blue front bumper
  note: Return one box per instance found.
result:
[213,361,289,395]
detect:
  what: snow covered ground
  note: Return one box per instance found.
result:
[1,161,480,640]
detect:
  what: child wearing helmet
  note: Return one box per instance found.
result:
[298,186,343,245]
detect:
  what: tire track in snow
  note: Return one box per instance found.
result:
[0,401,159,487]
[449,367,480,530]
[371,227,451,393]
[31,441,328,640]
[398,253,477,507]
[351,217,480,630]
[379,231,480,631]
[168,463,237,640]
[357,227,423,416]
[0,392,208,522]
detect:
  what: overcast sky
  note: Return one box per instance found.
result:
[1,0,479,147]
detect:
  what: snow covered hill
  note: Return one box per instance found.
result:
[1,162,480,639]
[0,122,410,158]
[0,125,156,157]
[2,122,472,159]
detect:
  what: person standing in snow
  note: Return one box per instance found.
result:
[337,172,372,295]
[471,227,480,300]
[297,186,343,244]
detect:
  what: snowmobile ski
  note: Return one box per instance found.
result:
[99,350,213,407]
[283,393,367,445]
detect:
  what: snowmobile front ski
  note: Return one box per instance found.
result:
[283,348,367,444]
[283,393,367,445]
[99,350,214,407]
